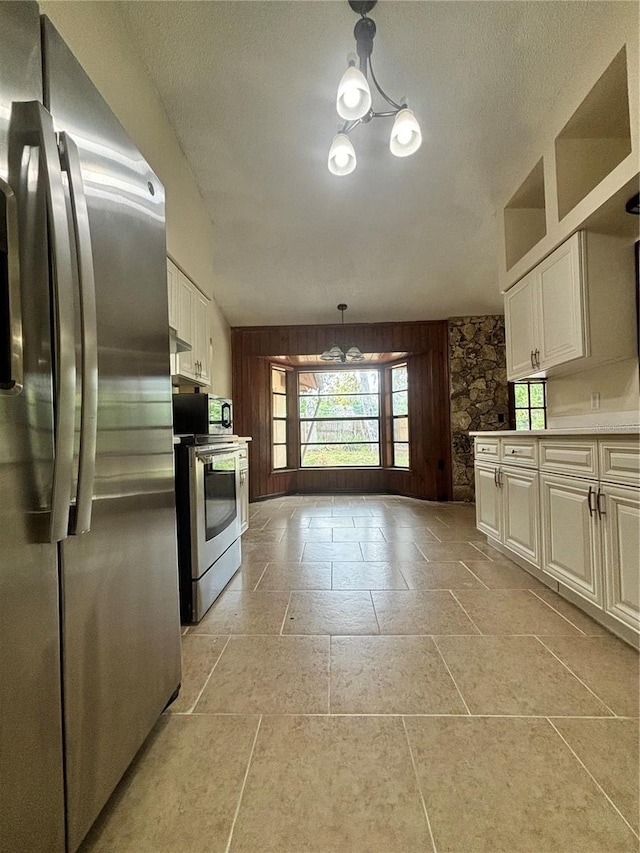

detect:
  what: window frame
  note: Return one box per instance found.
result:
[509,379,548,430]
[271,364,291,471]
[389,361,410,468]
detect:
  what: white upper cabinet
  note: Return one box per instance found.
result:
[505,231,635,381]
[193,289,211,386]
[167,262,211,387]
[176,271,196,378]
[166,258,178,331]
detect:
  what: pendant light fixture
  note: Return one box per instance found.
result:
[328,0,422,176]
[320,304,365,363]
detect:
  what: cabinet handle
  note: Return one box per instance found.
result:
[498,469,503,487]
[534,349,540,369]
[530,350,535,369]
[587,486,595,517]
[494,468,498,486]
[596,489,606,518]
[510,449,517,454]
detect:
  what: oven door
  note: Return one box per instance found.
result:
[190,447,241,580]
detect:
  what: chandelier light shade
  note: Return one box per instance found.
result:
[327,0,422,175]
[328,133,357,176]
[320,304,365,363]
[390,108,422,157]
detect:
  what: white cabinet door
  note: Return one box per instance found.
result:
[166,259,178,331]
[601,484,640,632]
[537,232,585,370]
[475,463,502,541]
[176,272,195,379]
[540,473,602,605]
[505,269,537,380]
[502,466,540,567]
[193,291,210,386]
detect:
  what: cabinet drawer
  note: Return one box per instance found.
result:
[500,439,538,467]
[474,438,499,460]
[599,440,640,486]
[540,439,597,478]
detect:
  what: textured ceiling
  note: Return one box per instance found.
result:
[118,1,636,326]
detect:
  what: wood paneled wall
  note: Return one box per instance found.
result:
[232,321,452,502]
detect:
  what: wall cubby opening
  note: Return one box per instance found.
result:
[504,158,547,270]
[555,46,632,221]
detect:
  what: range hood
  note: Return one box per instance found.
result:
[170,328,192,354]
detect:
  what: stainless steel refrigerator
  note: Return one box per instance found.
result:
[0,4,182,851]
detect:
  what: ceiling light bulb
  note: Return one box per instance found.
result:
[336,65,371,121]
[328,134,356,176]
[389,108,422,158]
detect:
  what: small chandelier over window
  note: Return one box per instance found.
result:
[320,304,365,363]
[328,0,422,176]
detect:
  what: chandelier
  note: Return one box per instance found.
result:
[328,0,422,176]
[320,304,365,363]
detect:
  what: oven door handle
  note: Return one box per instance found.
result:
[220,402,232,429]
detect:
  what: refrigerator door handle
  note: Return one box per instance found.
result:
[11,102,76,542]
[0,176,23,395]
[59,132,98,535]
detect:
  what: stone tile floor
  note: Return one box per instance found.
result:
[81,494,640,853]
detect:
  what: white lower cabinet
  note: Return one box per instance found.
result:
[540,473,602,605]
[602,484,640,631]
[475,462,540,568]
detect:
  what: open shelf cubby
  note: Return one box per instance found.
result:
[504,158,547,270]
[555,46,632,221]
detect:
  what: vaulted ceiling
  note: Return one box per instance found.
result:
[118,1,635,326]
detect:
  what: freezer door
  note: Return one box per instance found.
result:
[42,18,182,852]
[0,4,65,852]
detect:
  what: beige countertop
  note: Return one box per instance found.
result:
[470,427,639,437]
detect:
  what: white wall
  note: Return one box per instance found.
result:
[547,357,639,428]
[41,0,231,396]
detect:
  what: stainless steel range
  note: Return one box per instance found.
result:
[174,437,242,622]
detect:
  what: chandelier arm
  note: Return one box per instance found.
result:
[370,109,400,118]
[367,56,405,111]
[341,118,361,135]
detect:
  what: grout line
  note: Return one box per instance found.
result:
[459,561,491,590]
[529,590,587,635]
[252,562,270,591]
[546,718,640,841]
[328,637,332,714]
[370,590,382,634]
[402,716,439,853]
[533,636,618,716]
[424,527,443,543]
[279,591,293,635]
[188,636,232,713]
[469,541,495,561]
[449,591,483,635]
[431,637,471,715]
[224,715,263,853]
[179,711,632,719]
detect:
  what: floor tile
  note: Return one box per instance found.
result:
[405,716,638,853]
[194,636,329,714]
[189,590,290,635]
[166,634,227,714]
[302,542,363,561]
[416,542,492,561]
[225,562,267,591]
[261,515,310,528]
[330,636,466,714]
[435,636,612,716]
[79,715,259,853]
[284,591,379,635]
[309,517,356,528]
[371,590,479,635]
[228,716,434,853]
[531,589,611,635]
[463,559,546,589]
[360,541,427,561]
[241,528,284,544]
[241,542,304,562]
[255,561,332,590]
[280,527,333,542]
[425,524,484,542]
[379,527,440,543]
[352,516,392,527]
[399,561,484,590]
[332,507,373,516]
[331,561,409,590]
[552,717,640,832]
[331,527,386,542]
[453,589,583,635]
[540,636,640,716]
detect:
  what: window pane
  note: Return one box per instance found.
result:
[273,419,286,443]
[393,416,409,442]
[271,368,286,392]
[298,370,379,395]
[393,443,409,467]
[515,410,530,430]
[514,384,529,408]
[299,394,379,419]
[392,390,408,416]
[300,419,379,444]
[529,383,545,407]
[272,393,286,417]
[391,365,408,392]
[273,445,287,469]
[300,443,380,467]
[530,409,546,430]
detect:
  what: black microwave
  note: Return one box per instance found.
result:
[172,394,233,436]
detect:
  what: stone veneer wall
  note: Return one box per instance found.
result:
[448,316,510,501]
